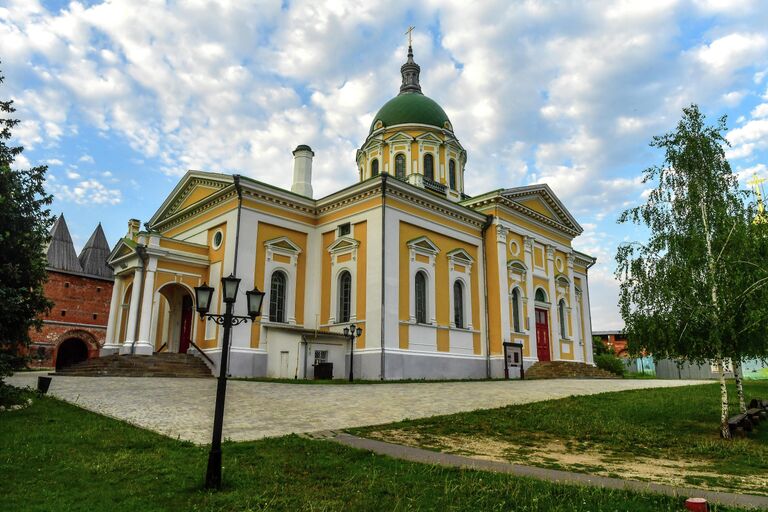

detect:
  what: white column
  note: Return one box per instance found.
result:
[567,253,581,362]
[119,266,144,354]
[582,271,595,365]
[496,225,510,345]
[546,245,560,361]
[134,256,157,355]
[101,279,123,355]
[523,236,536,361]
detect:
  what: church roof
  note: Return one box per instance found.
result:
[78,223,113,279]
[370,93,451,133]
[46,214,83,273]
[369,45,452,134]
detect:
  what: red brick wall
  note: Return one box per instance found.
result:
[27,270,114,368]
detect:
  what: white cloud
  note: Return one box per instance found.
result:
[66,171,81,179]
[78,154,94,163]
[4,0,768,329]
[45,158,63,165]
[50,178,122,205]
[695,33,768,75]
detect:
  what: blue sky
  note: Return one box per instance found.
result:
[2,0,767,328]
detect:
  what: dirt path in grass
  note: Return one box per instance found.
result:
[363,429,768,496]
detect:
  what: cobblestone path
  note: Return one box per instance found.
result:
[8,373,706,444]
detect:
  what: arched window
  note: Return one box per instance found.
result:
[415,271,427,324]
[371,159,379,177]
[453,280,465,329]
[535,288,547,303]
[559,299,567,338]
[338,271,352,323]
[269,271,287,323]
[395,154,406,179]
[423,154,434,181]
[512,288,521,332]
[449,160,456,189]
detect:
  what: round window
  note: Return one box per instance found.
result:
[212,230,223,249]
[509,240,520,257]
[556,257,563,272]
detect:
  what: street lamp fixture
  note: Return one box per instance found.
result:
[194,276,264,490]
[344,323,363,382]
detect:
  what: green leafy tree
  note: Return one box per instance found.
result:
[615,104,763,438]
[0,68,54,383]
[717,214,768,413]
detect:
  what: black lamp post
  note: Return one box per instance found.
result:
[195,274,264,490]
[343,323,363,382]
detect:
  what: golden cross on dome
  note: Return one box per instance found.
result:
[405,26,415,46]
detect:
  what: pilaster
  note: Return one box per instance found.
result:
[523,236,537,360]
[546,245,560,361]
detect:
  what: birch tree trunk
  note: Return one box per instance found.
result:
[719,361,731,438]
[733,358,746,414]
[702,199,731,439]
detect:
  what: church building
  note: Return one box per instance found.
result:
[103,45,596,380]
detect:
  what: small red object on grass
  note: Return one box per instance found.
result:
[685,497,708,512]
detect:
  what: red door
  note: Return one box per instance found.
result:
[179,295,193,354]
[535,308,550,361]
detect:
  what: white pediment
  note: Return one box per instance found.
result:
[407,236,440,255]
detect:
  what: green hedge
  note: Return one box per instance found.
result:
[595,353,626,376]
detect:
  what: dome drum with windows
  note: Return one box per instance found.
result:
[357,44,467,202]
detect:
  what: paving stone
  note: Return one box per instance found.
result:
[7,372,707,445]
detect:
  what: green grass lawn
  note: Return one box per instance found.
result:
[0,393,746,511]
[351,381,768,494]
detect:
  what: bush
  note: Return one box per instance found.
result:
[595,353,626,376]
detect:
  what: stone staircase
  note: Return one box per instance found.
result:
[525,361,618,379]
[53,353,213,378]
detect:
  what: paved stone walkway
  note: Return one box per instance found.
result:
[327,432,768,510]
[9,372,706,444]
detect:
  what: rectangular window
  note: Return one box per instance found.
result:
[338,223,351,236]
[61,310,66,317]
[314,350,329,365]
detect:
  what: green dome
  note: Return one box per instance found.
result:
[370,93,451,133]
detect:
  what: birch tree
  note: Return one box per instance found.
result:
[616,105,751,438]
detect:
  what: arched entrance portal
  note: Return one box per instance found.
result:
[155,283,195,353]
[56,338,89,370]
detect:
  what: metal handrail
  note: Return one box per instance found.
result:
[189,340,215,367]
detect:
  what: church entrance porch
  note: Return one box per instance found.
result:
[535,308,550,362]
[155,283,195,354]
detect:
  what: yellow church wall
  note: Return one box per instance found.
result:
[158,238,209,256]
[484,224,503,356]
[249,223,308,348]
[399,323,409,349]
[320,230,334,328]
[355,221,367,348]
[560,341,575,360]
[155,261,206,276]
[506,231,524,260]
[473,332,481,354]
[398,221,481,352]
[533,246,545,269]
[437,329,449,352]
[208,223,226,263]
